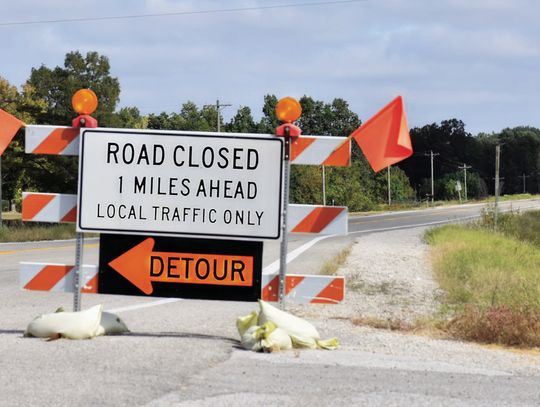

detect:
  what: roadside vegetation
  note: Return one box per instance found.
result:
[319,245,352,276]
[0,222,76,243]
[425,210,540,347]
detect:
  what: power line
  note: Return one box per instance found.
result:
[0,0,367,27]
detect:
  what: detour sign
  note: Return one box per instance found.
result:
[99,234,262,302]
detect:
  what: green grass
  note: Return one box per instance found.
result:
[426,224,540,309]
[425,211,540,346]
[0,223,77,242]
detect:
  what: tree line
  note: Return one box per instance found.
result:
[1,51,539,212]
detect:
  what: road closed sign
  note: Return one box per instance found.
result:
[77,129,283,239]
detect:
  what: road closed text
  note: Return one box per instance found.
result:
[106,142,260,170]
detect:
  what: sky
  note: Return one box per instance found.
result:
[1,0,539,135]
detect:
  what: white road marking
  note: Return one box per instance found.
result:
[107,298,182,313]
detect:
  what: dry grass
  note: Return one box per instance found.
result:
[0,223,77,242]
[319,244,352,275]
[446,305,540,347]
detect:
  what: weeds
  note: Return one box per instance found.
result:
[319,245,352,275]
[446,305,540,347]
[0,223,77,242]
[426,210,540,347]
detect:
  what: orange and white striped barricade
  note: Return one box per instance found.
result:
[261,273,344,304]
[22,192,77,223]
[290,136,350,166]
[25,125,80,155]
[25,125,351,166]
[288,204,347,235]
[19,262,99,294]
[19,262,344,304]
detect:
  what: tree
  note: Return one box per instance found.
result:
[225,106,257,133]
[398,119,484,199]
[257,95,279,134]
[27,50,120,126]
[0,78,49,207]
[147,102,214,131]
[114,107,148,129]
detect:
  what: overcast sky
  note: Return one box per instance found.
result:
[1,0,539,135]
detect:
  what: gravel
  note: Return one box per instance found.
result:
[293,226,443,324]
[286,226,540,378]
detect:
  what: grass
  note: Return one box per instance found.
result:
[1,211,22,221]
[319,244,352,275]
[425,210,540,347]
[0,223,77,242]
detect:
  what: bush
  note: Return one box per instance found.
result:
[447,305,540,347]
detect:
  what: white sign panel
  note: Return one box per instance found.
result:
[77,129,283,239]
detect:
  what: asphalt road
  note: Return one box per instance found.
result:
[1,199,539,406]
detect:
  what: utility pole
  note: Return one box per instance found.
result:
[387,165,391,206]
[425,150,439,205]
[520,173,530,194]
[458,163,472,201]
[205,99,231,132]
[215,99,231,132]
[494,145,501,229]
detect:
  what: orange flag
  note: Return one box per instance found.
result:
[0,109,24,156]
[350,96,413,172]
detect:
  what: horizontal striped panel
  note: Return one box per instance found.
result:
[20,262,99,293]
[22,192,77,223]
[288,204,348,235]
[25,125,80,155]
[291,136,350,166]
[20,262,344,304]
[261,273,345,304]
[25,124,350,166]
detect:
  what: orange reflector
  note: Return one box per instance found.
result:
[72,89,98,115]
[275,96,302,123]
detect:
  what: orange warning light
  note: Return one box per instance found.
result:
[275,97,302,123]
[72,88,98,115]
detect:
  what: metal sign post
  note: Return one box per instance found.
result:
[71,88,99,311]
[274,97,302,309]
[72,232,84,311]
[278,133,292,307]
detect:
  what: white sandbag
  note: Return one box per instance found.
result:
[240,321,292,352]
[236,310,259,337]
[25,304,103,340]
[96,312,130,336]
[258,300,339,350]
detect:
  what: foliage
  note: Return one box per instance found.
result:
[399,120,540,199]
[27,50,120,126]
[147,101,214,131]
[426,213,540,346]
[447,304,540,347]
[114,107,148,129]
[479,209,540,247]
[0,223,76,242]
[224,106,257,133]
